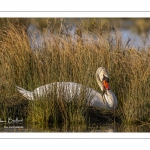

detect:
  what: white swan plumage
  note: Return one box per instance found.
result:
[16,67,118,110]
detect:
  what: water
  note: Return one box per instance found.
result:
[120,29,150,49]
[28,24,150,50]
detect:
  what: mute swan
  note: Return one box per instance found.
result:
[16,67,118,110]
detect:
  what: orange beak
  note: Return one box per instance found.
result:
[103,80,110,90]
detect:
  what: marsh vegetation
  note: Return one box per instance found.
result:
[0,19,150,131]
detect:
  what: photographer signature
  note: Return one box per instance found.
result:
[0,117,23,124]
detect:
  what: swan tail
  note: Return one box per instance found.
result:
[16,86,34,100]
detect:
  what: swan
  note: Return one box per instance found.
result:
[16,67,118,110]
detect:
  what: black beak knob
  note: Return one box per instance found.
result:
[102,75,109,82]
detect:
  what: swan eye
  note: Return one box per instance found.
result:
[103,75,109,82]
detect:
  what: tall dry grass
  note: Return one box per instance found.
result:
[0,21,150,127]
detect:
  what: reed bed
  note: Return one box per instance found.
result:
[0,21,150,128]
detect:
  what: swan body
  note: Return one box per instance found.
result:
[16,67,118,110]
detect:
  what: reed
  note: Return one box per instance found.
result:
[0,21,150,128]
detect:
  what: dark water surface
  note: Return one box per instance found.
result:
[1,122,150,132]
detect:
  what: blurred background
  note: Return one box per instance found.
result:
[1,18,150,49]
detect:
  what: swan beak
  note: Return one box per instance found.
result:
[103,80,110,90]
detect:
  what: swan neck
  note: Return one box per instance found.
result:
[96,71,104,91]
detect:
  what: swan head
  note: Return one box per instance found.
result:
[96,67,118,109]
[96,67,110,92]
